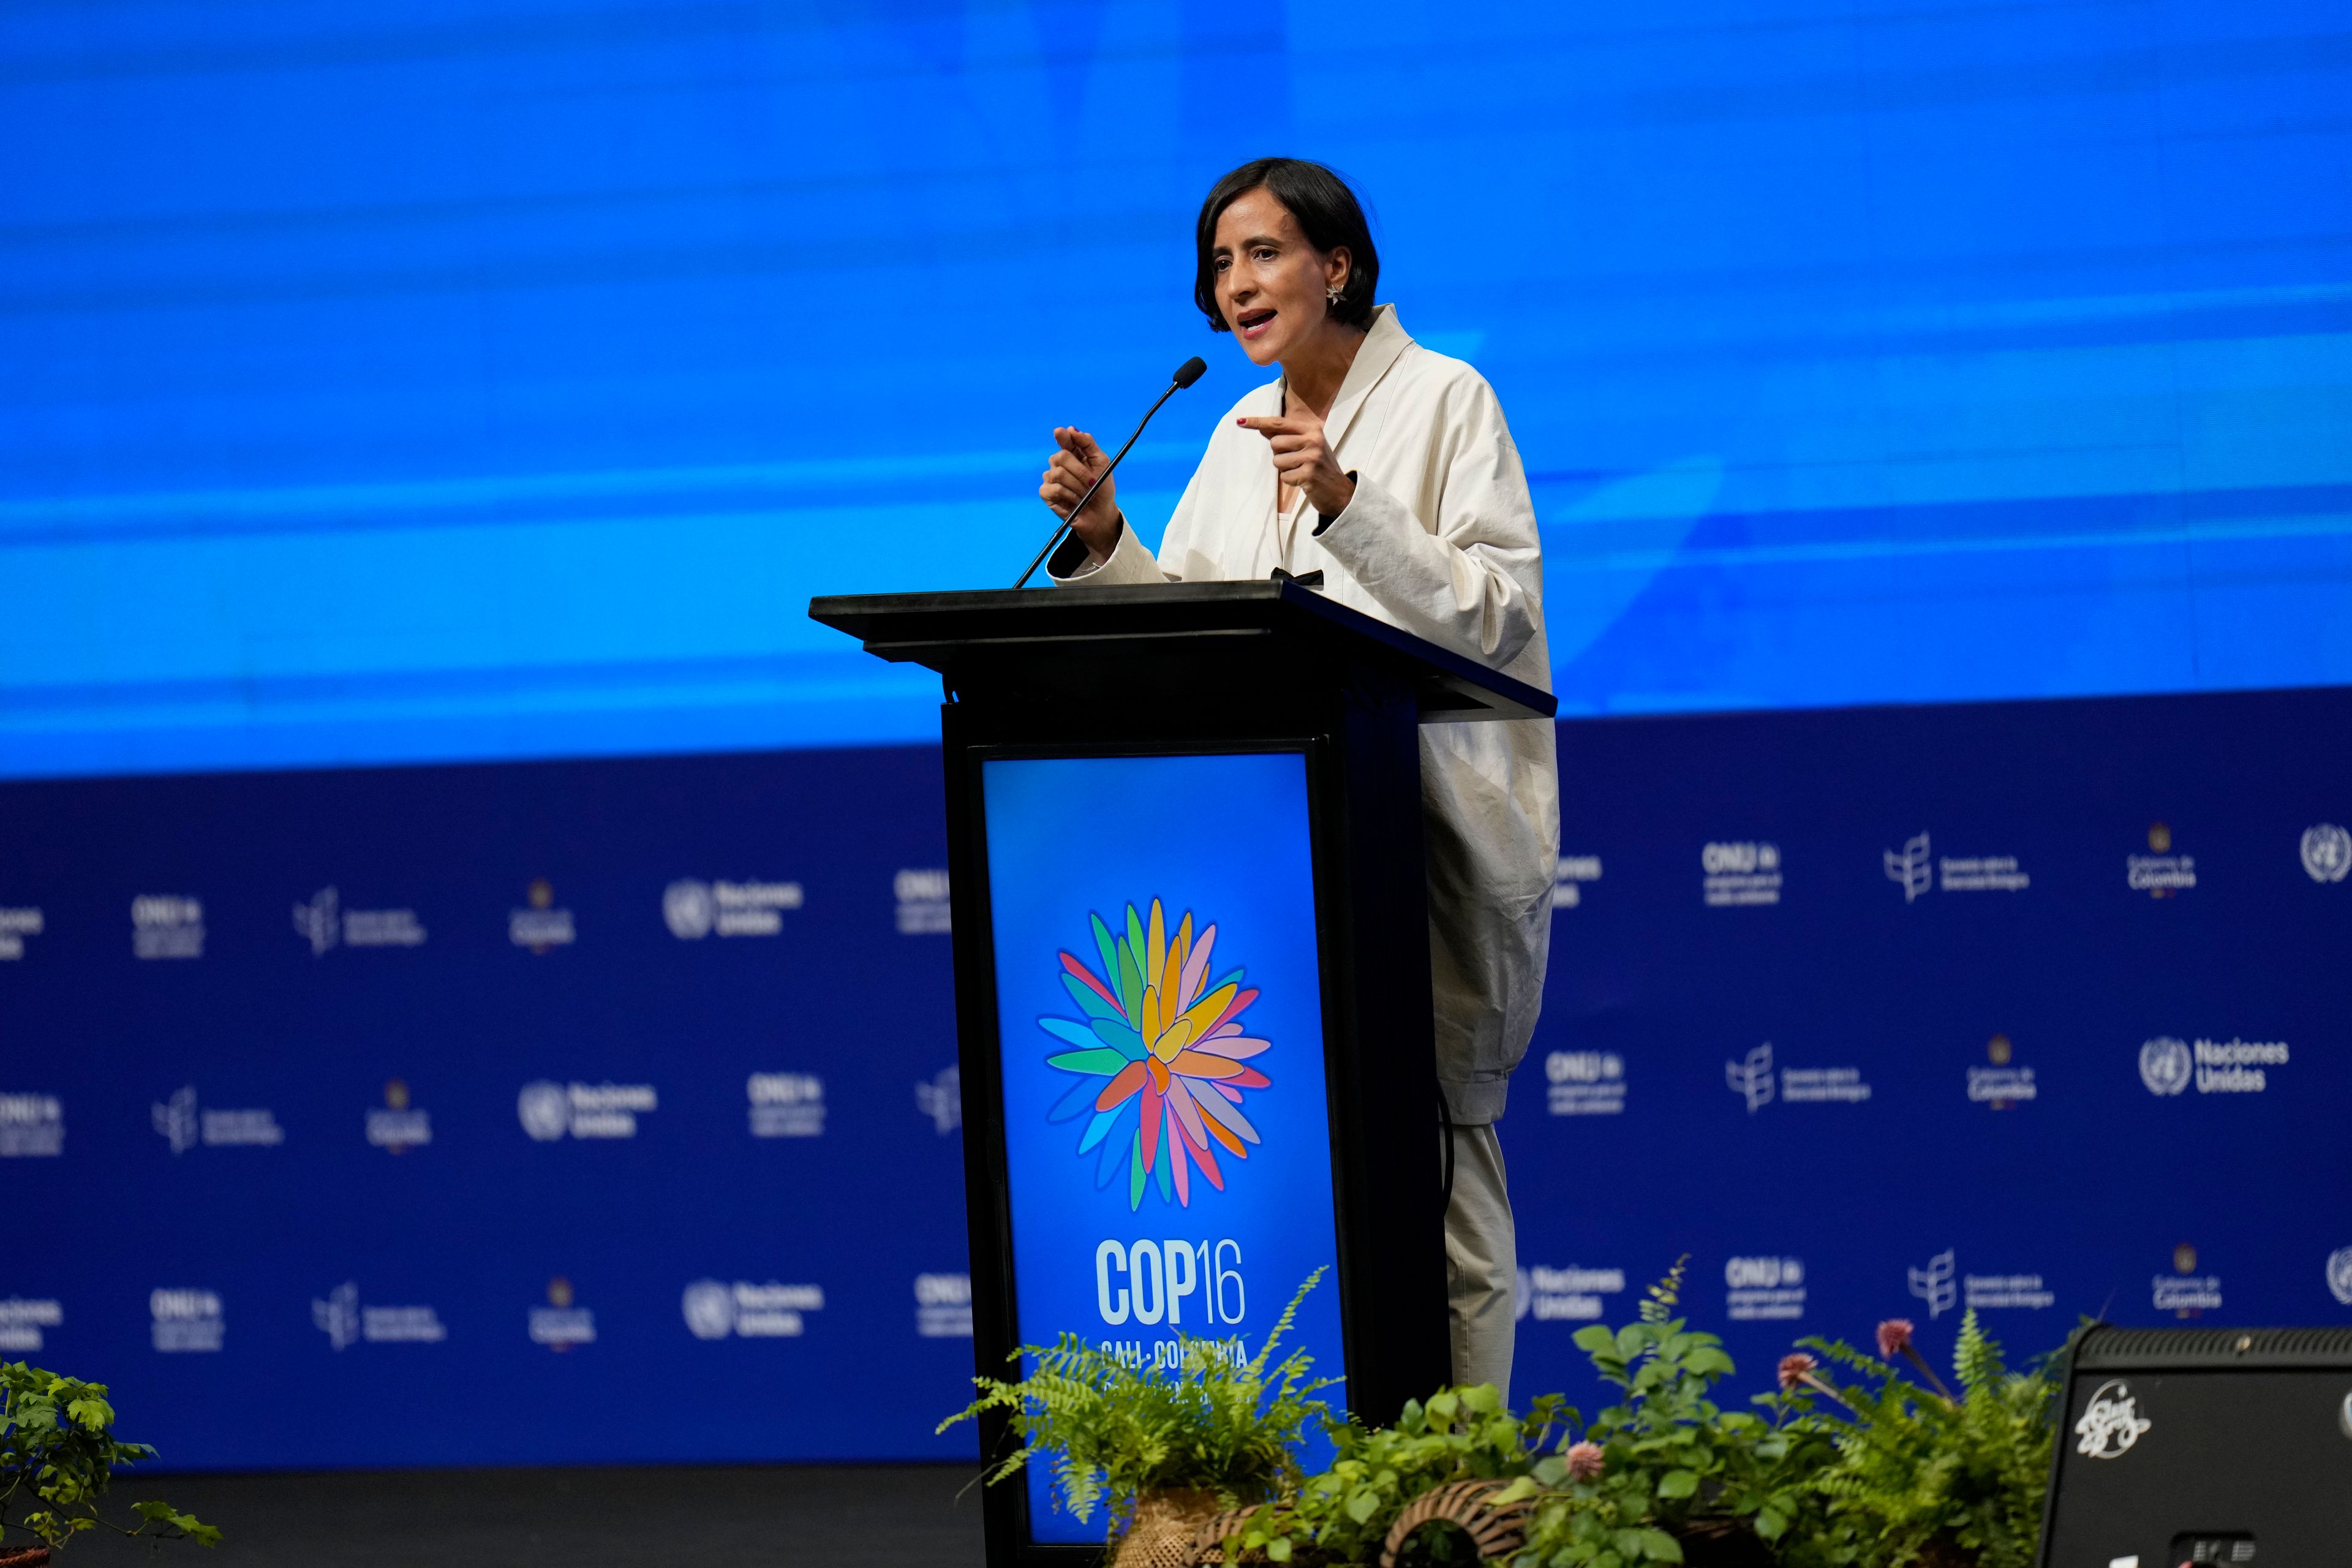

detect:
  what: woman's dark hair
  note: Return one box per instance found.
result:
[1193,157,1379,332]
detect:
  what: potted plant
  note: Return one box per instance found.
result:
[1766,1313,2060,1568]
[1504,1261,1834,1567]
[1223,1382,1562,1564]
[943,1273,1335,1566]
[1,1362,219,1565]
[1225,1262,1835,1567]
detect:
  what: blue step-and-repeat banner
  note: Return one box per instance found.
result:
[0,747,972,1466]
[1509,685,2352,1406]
[4,686,2348,1468]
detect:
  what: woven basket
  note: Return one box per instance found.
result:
[1185,1504,1343,1566]
[1376,1477,1535,1568]
[1184,1504,1261,1565]
[1114,1490,1231,1568]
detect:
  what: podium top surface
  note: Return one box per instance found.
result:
[809,580,1558,723]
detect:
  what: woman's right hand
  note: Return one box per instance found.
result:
[1039,427,1121,560]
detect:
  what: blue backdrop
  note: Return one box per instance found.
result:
[0,747,975,1466]
[3,691,2349,1469]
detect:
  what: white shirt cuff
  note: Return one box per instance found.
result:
[1049,518,1166,586]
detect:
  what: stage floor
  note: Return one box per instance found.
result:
[62,1463,989,1566]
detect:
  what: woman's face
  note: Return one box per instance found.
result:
[1211,187,1351,367]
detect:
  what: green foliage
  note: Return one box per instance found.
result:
[1233,1382,1565,1564]
[0,1362,221,1553]
[935,1249,2064,1567]
[1775,1313,2059,1568]
[1510,1261,1838,1567]
[940,1271,1336,1540]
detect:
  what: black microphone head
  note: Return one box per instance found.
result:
[1172,356,1207,390]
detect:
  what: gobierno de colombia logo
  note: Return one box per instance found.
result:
[1038,899,1268,1211]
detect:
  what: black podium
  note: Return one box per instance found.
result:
[812,581,1555,1562]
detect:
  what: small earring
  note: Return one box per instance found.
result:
[1326,286,1342,307]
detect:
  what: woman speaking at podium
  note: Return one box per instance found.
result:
[1039,157,1558,1399]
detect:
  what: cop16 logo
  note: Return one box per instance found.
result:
[1096,1239,1245,1326]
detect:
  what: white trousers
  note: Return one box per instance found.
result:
[1442,1121,1517,1403]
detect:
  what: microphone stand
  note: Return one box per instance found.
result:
[1013,369,1197,589]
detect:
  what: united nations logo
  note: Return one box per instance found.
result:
[2327,1246,2352,1307]
[681,1280,734,1341]
[663,880,715,940]
[2138,1037,2192,1096]
[2302,823,2351,884]
[518,1080,570,1141]
[2075,1378,2152,1459]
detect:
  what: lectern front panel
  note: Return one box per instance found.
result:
[980,750,1348,1547]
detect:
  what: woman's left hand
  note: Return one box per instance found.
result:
[1238,411,1355,518]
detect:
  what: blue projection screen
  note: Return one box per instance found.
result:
[982,752,1344,1544]
[2,1,2349,776]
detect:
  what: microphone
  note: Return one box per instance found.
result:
[1013,355,1208,589]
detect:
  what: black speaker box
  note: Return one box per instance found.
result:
[2038,1324,2352,1567]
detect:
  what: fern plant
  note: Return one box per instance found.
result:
[1773,1312,2059,1568]
[1,1362,219,1555]
[940,1271,1335,1540]
[1232,1382,1564,1564]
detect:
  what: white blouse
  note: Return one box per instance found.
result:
[1053,305,1559,1123]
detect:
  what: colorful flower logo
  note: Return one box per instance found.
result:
[1039,899,1270,1210]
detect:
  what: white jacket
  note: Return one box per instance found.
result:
[1052,306,1559,1121]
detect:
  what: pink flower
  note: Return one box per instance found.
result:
[1777,1351,1858,1413]
[1880,1319,1956,1405]
[1564,1441,1605,1481]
